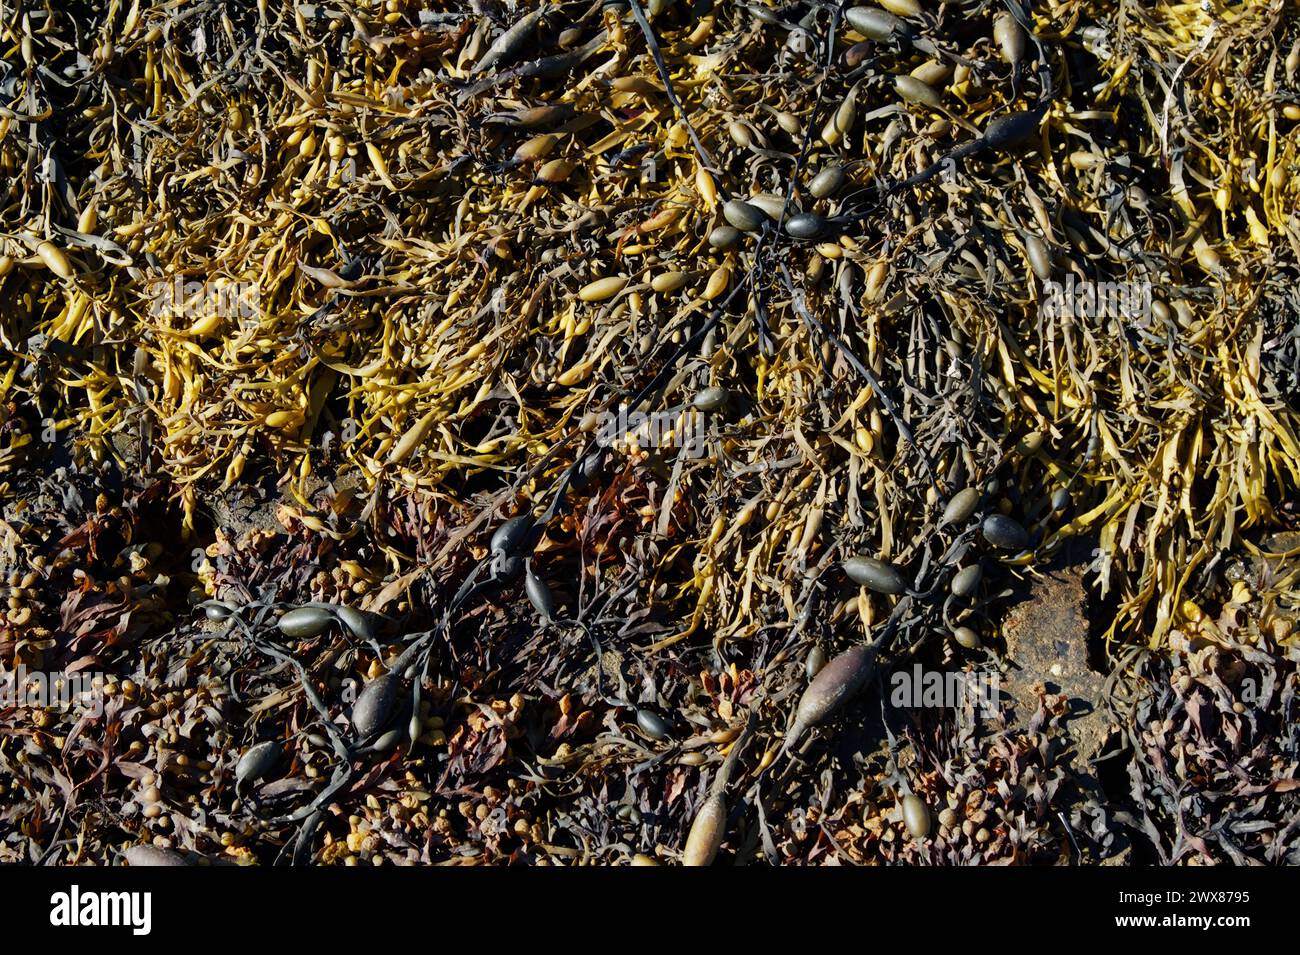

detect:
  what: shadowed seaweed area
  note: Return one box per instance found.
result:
[1,0,1298,865]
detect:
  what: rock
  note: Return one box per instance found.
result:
[122,845,190,866]
[1000,561,1107,764]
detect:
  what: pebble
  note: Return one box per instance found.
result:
[122,845,190,867]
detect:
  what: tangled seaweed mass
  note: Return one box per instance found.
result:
[1,0,1298,866]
